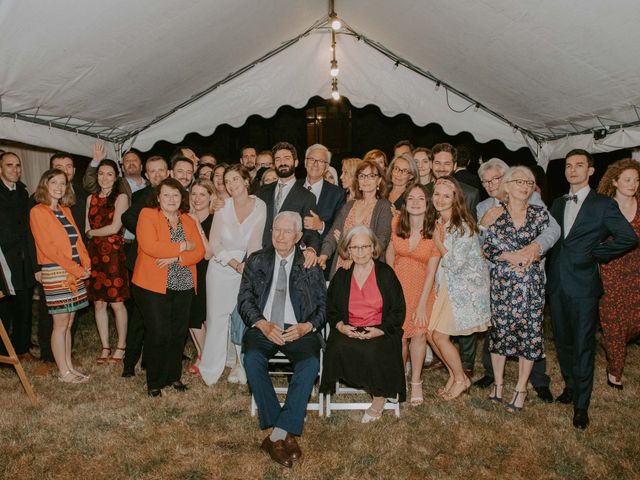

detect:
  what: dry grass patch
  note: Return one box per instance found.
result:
[1,311,639,479]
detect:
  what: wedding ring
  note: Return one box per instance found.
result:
[518,262,523,267]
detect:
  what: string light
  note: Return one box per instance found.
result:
[330,59,339,77]
[329,1,341,101]
[330,14,341,30]
[331,78,340,100]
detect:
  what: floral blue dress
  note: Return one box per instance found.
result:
[483,204,549,361]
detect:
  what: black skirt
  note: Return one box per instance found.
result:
[320,329,406,401]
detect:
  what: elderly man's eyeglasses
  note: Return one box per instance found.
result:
[357,173,379,181]
[507,179,535,187]
[348,244,372,252]
[305,157,328,166]
[481,175,503,186]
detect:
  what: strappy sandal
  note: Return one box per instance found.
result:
[361,404,384,423]
[188,355,202,375]
[443,377,471,401]
[409,381,424,406]
[58,370,88,384]
[506,390,528,413]
[489,383,503,404]
[96,347,111,365]
[108,347,125,364]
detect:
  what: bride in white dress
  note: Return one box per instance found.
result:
[199,164,266,385]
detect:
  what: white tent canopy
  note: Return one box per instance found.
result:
[2,0,640,168]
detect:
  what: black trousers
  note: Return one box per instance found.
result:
[123,285,144,372]
[0,288,33,355]
[134,285,193,390]
[36,283,81,362]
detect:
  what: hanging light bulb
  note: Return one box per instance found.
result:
[331,14,342,30]
[330,60,339,77]
[331,78,340,100]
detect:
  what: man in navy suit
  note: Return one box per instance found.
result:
[298,144,346,247]
[549,149,637,429]
[257,142,320,267]
[238,212,326,468]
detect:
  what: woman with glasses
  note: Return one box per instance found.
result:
[318,160,393,279]
[386,153,419,211]
[320,225,406,422]
[482,166,554,412]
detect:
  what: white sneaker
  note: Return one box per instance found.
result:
[227,364,247,384]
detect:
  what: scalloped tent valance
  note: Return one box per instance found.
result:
[2,0,639,167]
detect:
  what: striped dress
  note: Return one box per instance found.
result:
[41,209,89,314]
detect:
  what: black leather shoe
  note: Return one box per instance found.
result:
[555,388,573,404]
[534,386,554,403]
[148,389,162,397]
[171,381,189,392]
[121,368,135,378]
[573,408,589,429]
[473,375,495,389]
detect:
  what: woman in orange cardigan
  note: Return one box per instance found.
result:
[132,177,205,396]
[30,169,91,383]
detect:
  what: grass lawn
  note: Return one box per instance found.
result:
[1,308,639,479]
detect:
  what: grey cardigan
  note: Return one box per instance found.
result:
[320,198,393,278]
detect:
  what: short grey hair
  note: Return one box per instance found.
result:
[499,166,536,200]
[305,144,331,163]
[386,153,419,186]
[478,158,509,178]
[273,211,302,232]
[337,225,383,260]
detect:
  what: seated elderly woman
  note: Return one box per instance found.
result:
[320,225,406,422]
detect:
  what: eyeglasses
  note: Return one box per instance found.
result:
[357,173,379,181]
[392,166,410,175]
[481,175,503,186]
[348,244,373,252]
[507,179,535,187]
[305,157,328,166]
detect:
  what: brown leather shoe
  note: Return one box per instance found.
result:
[284,433,302,461]
[260,436,292,468]
[34,362,53,376]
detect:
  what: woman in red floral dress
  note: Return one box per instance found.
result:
[85,159,130,364]
[597,158,640,389]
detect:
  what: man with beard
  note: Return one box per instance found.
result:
[83,144,147,200]
[170,156,195,190]
[240,146,258,179]
[257,142,320,267]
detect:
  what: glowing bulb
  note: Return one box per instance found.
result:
[330,60,339,77]
[331,16,342,30]
[331,78,340,100]
[332,90,340,100]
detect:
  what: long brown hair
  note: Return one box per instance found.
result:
[597,158,640,199]
[395,184,434,239]
[147,177,190,213]
[425,176,478,236]
[33,168,76,207]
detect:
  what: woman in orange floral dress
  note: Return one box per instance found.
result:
[387,184,441,406]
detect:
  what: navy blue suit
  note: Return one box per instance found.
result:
[257,182,320,252]
[548,189,637,410]
[296,179,346,243]
[238,246,326,435]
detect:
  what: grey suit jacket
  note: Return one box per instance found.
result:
[476,191,560,255]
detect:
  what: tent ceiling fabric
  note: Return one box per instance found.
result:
[2,0,640,160]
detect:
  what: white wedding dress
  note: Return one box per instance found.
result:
[199,196,266,385]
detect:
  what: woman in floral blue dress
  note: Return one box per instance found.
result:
[482,166,553,412]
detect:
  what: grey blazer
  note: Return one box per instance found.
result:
[320,198,393,278]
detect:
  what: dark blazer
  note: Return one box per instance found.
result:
[454,168,483,193]
[548,189,637,298]
[326,261,405,337]
[296,179,346,242]
[0,180,33,290]
[257,181,321,252]
[121,185,154,270]
[427,180,480,218]
[237,246,326,332]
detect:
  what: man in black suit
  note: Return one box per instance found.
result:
[31,153,88,375]
[453,145,484,195]
[549,149,637,429]
[298,144,346,244]
[238,211,326,468]
[0,152,35,360]
[428,143,480,375]
[120,155,170,377]
[257,142,320,267]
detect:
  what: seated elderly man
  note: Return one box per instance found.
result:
[238,211,327,468]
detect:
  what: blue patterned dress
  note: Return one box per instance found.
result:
[483,204,549,361]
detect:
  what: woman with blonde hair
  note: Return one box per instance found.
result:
[30,169,91,382]
[340,157,363,201]
[386,153,419,211]
[597,158,640,389]
[363,149,388,173]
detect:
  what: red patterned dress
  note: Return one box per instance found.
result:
[599,206,640,382]
[86,194,129,302]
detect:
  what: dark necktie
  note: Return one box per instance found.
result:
[564,194,578,203]
[274,183,286,216]
[270,259,287,328]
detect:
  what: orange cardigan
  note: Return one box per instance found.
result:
[29,204,91,278]
[132,208,205,294]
